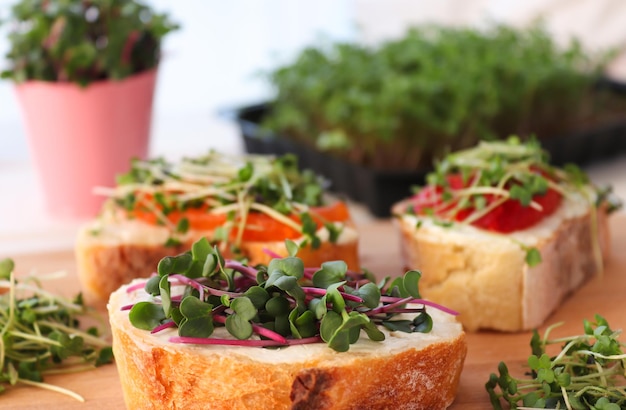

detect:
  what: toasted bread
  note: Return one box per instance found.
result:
[75,152,360,306]
[393,194,611,332]
[77,219,359,307]
[108,279,466,410]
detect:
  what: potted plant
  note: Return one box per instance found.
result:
[1,0,178,219]
[233,23,626,217]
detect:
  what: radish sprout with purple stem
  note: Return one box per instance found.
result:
[127,237,457,352]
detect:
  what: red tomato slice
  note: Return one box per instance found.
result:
[130,199,350,242]
[410,174,562,233]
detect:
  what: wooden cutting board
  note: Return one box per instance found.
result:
[4,213,626,409]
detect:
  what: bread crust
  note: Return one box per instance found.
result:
[392,199,611,332]
[108,283,466,410]
[76,222,359,307]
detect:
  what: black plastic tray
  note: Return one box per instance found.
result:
[230,91,626,218]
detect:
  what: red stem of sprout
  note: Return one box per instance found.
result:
[301,287,364,303]
[169,335,322,347]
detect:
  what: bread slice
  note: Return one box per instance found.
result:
[392,193,611,332]
[75,151,361,307]
[108,279,466,410]
[76,219,359,307]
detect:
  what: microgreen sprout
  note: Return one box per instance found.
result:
[486,314,626,409]
[405,137,622,268]
[127,237,457,352]
[96,152,342,251]
[0,258,113,401]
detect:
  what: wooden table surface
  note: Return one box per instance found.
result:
[3,213,626,409]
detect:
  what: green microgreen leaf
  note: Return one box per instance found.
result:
[0,258,14,280]
[220,294,231,307]
[284,239,299,257]
[145,275,161,296]
[386,276,408,298]
[525,248,542,267]
[238,162,254,182]
[244,286,270,310]
[129,301,167,330]
[267,257,304,282]
[180,296,213,319]
[289,308,317,338]
[230,297,256,321]
[96,347,114,367]
[354,282,381,309]
[159,275,172,318]
[312,261,347,289]
[509,185,533,207]
[178,296,214,338]
[300,213,321,249]
[413,312,433,333]
[176,217,190,234]
[224,297,256,339]
[128,237,441,353]
[192,237,211,261]
[362,320,386,342]
[266,296,291,317]
[325,223,342,243]
[486,315,626,409]
[49,331,85,361]
[226,314,253,340]
[158,253,193,277]
[403,270,422,299]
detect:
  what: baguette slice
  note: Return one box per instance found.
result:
[77,220,359,307]
[75,151,361,307]
[108,280,466,410]
[393,194,611,332]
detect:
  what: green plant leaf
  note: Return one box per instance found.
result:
[525,248,542,267]
[403,270,422,299]
[129,301,166,331]
[266,296,291,317]
[226,314,253,340]
[320,310,342,343]
[413,312,433,333]
[159,275,172,318]
[244,286,269,310]
[0,258,14,280]
[267,257,305,281]
[179,316,214,338]
[179,295,213,319]
[312,261,347,289]
[354,282,381,309]
[231,297,256,321]
[285,239,299,257]
[158,253,193,276]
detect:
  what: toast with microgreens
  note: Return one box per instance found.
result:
[76,152,359,306]
[392,137,621,332]
[107,237,466,410]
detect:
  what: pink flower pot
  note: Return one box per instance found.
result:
[15,69,157,219]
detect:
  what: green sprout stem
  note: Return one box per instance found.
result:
[0,259,113,401]
[485,315,626,409]
[17,378,85,402]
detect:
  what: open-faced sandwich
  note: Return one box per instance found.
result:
[392,137,621,332]
[76,152,359,306]
[108,237,466,409]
